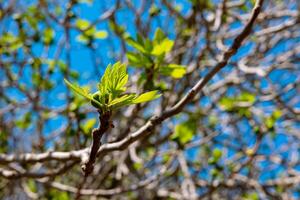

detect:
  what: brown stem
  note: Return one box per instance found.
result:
[82,111,112,177]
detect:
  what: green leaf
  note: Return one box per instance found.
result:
[265,109,282,130]
[126,37,147,53]
[108,94,136,109]
[64,79,92,100]
[208,115,218,128]
[132,91,161,104]
[133,162,143,170]
[272,109,282,120]
[82,118,97,134]
[98,62,128,100]
[75,19,90,30]
[171,121,196,145]
[159,64,186,78]
[210,168,220,177]
[84,27,96,36]
[65,62,160,111]
[219,92,256,111]
[266,117,275,129]
[144,38,153,52]
[64,79,103,108]
[149,5,161,16]
[15,112,31,129]
[43,28,55,45]
[151,38,174,56]
[208,148,222,165]
[126,52,141,64]
[76,34,90,44]
[219,97,235,111]
[126,52,152,68]
[109,21,126,35]
[27,179,37,193]
[212,148,222,160]
[0,32,23,53]
[94,30,108,39]
[242,192,259,200]
[239,92,256,104]
[153,28,166,44]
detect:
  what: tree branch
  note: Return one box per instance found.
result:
[81,111,112,176]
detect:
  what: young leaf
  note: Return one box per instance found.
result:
[94,30,108,39]
[82,118,97,135]
[171,120,196,145]
[159,64,186,79]
[153,28,166,44]
[151,38,174,56]
[64,79,103,108]
[108,94,136,109]
[212,148,222,160]
[126,52,152,68]
[65,62,161,112]
[126,37,147,53]
[75,19,90,30]
[98,62,128,99]
[132,90,161,104]
[43,27,55,45]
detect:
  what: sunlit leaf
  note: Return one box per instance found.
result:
[219,92,256,111]
[108,94,136,109]
[212,148,222,160]
[160,64,186,78]
[98,62,128,99]
[82,118,97,134]
[64,79,103,108]
[94,30,108,39]
[171,120,196,145]
[43,27,55,45]
[151,38,174,56]
[132,91,161,104]
[75,19,90,30]
[64,79,92,100]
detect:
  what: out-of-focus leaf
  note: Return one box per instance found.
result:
[208,148,222,165]
[43,27,55,45]
[76,34,90,44]
[172,120,196,145]
[151,38,174,56]
[126,52,152,68]
[94,30,108,39]
[82,118,97,134]
[212,148,222,160]
[75,19,90,30]
[149,5,161,16]
[219,92,256,111]
[153,28,166,44]
[242,192,259,200]
[126,37,147,53]
[15,112,31,129]
[159,64,186,78]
